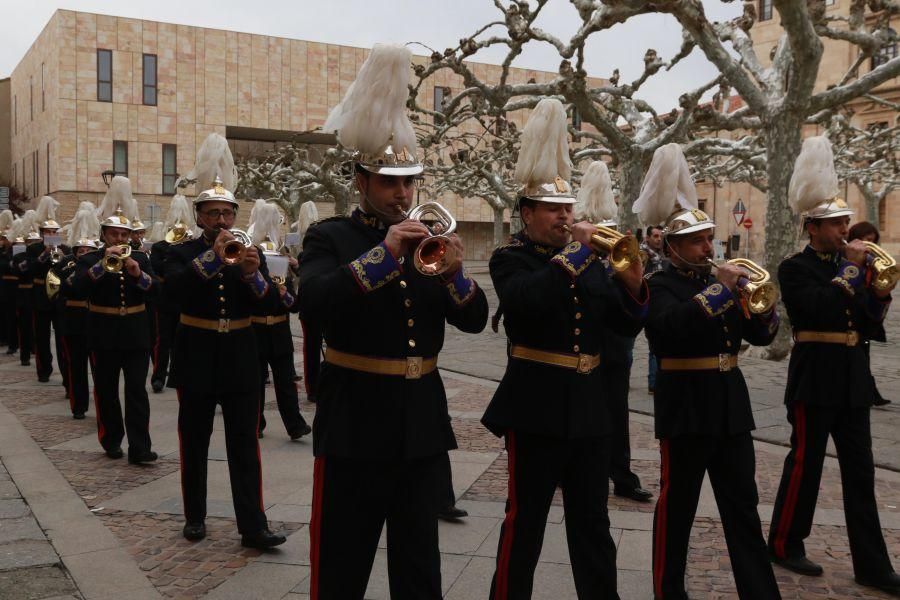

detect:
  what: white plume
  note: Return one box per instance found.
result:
[149,221,166,243]
[165,194,195,229]
[323,44,417,157]
[296,201,319,238]
[0,210,13,234]
[185,133,237,192]
[17,210,37,239]
[35,196,59,224]
[98,176,133,220]
[67,201,100,246]
[632,143,698,225]
[514,98,573,187]
[575,161,617,222]
[788,136,840,215]
[249,201,283,247]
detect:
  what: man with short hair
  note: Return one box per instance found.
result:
[641,224,666,394]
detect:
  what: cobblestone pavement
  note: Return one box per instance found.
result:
[0,263,897,598]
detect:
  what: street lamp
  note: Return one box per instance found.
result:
[101,170,116,187]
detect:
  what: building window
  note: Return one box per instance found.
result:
[113,140,128,176]
[759,0,773,21]
[32,151,39,197]
[41,63,46,112]
[30,76,34,121]
[434,86,451,114]
[46,143,50,194]
[162,144,177,194]
[572,106,582,131]
[97,49,112,102]
[13,95,16,135]
[143,54,157,106]
[872,31,898,69]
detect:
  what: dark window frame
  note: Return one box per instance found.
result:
[46,142,50,194]
[162,144,177,194]
[871,34,898,70]
[32,151,38,197]
[572,106,582,131]
[41,62,46,112]
[30,76,34,121]
[142,54,158,106]
[97,49,113,102]
[113,140,128,177]
[759,0,773,21]
[433,86,451,114]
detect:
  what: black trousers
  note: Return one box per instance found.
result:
[605,364,641,492]
[768,403,893,579]
[300,318,323,400]
[309,453,444,600]
[61,334,90,415]
[652,433,779,600]
[4,300,17,351]
[89,348,152,457]
[0,299,8,344]
[862,341,886,403]
[176,388,267,534]
[33,309,67,383]
[151,308,177,387]
[490,431,618,600]
[257,349,307,435]
[17,305,32,363]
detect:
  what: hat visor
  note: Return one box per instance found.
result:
[359,163,424,177]
[101,223,133,232]
[523,195,577,205]
[665,221,716,236]
[193,197,240,207]
[806,208,854,220]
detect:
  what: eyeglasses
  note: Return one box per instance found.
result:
[200,209,236,220]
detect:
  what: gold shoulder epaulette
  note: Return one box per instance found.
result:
[493,238,525,254]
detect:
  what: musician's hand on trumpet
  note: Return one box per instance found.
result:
[841,239,868,267]
[212,229,234,264]
[712,262,745,293]
[240,245,260,277]
[569,221,644,296]
[384,220,429,258]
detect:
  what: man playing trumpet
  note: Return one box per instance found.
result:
[768,137,899,596]
[634,143,781,600]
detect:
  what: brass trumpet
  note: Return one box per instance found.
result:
[165,223,192,244]
[46,269,61,300]
[102,245,132,273]
[220,229,252,265]
[706,258,778,314]
[563,223,642,272]
[403,202,458,276]
[842,240,899,291]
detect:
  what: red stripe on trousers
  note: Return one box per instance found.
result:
[309,456,325,600]
[61,336,74,412]
[773,402,807,559]
[89,352,105,443]
[654,439,671,599]
[493,431,518,600]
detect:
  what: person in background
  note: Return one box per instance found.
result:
[641,224,667,394]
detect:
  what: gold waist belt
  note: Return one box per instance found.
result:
[324,348,437,380]
[793,330,859,347]
[90,303,146,316]
[509,344,600,374]
[659,354,738,372]
[18,284,33,289]
[180,314,251,333]
[66,300,88,308]
[2,275,18,281]
[33,278,45,284]
[250,315,288,326]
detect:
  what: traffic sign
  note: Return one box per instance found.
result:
[742,217,753,229]
[732,198,746,226]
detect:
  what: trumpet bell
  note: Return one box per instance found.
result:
[863,241,900,291]
[165,223,191,244]
[221,229,252,265]
[587,225,641,273]
[46,270,61,300]
[102,245,132,273]
[406,202,458,276]
[724,258,779,314]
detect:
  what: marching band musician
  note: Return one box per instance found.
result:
[32,196,69,386]
[575,160,653,504]
[53,202,101,419]
[149,192,194,393]
[483,99,647,600]
[165,134,286,549]
[71,176,157,464]
[634,143,781,600]
[0,211,16,355]
[300,44,488,599]
[12,211,42,368]
[247,200,311,441]
[767,137,900,596]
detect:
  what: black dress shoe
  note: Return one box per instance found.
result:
[105,447,124,459]
[128,451,158,465]
[438,505,468,521]
[614,487,654,502]
[183,522,207,541]
[241,529,286,549]
[38,376,50,383]
[72,412,85,420]
[307,395,316,404]
[21,359,30,366]
[874,397,892,407]
[151,379,164,393]
[289,424,312,440]
[257,430,265,439]
[857,571,900,596]
[771,554,823,576]
[5,347,16,355]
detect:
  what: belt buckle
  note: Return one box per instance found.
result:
[267,316,275,325]
[218,318,230,333]
[846,331,859,347]
[119,306,127,316]
[576,354,592,374]
[405,357,423,380]
[718,353,732,372]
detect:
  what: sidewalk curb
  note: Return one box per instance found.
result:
[0,400,162,599]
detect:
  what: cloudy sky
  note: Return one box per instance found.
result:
[1,0,744,111]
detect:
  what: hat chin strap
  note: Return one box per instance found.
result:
[666,239,713,272]
[360,194,405,226]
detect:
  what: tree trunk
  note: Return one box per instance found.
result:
[617,157,645,233]
[761,112,805,360]
[857,184,881,228]
[492,205,506,247]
